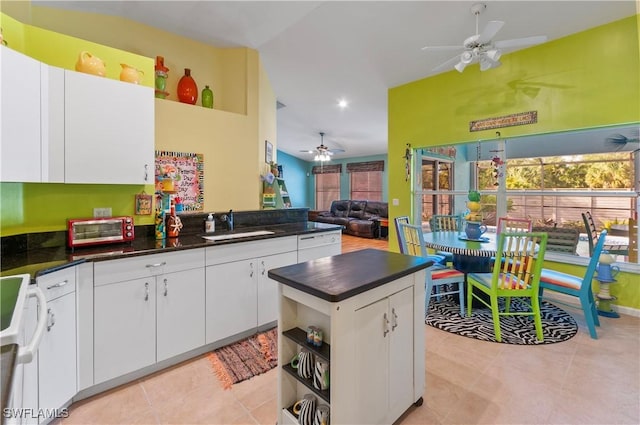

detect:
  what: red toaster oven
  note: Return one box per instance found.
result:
[67,216,135,248]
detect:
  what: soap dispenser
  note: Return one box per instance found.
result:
[205,213,215,233]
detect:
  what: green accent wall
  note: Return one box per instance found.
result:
[388,15,640,309]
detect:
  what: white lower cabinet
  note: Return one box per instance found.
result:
[156,267,205,362]
[94,277,156,383]
[37,269,77,424]
[205,237,297,344]
[93,249,205,384]
[18,267,77,424]
[257,251,298,327]
[297,230,341,263]
[354,286,414,424]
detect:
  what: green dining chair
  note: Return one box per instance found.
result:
[467,231,548,342]
[398,223,465,315]
[538,229,608,339]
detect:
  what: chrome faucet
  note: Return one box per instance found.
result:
[221,209,234,231]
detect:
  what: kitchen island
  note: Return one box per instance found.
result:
[268,249,430,425]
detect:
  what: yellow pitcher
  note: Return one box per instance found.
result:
[75,51,106,77]
[120,63,144,84]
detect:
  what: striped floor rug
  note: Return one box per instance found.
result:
[207,327,278,389]
[426,297,578,344]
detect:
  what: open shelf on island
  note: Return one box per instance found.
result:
[282,327,330,362]
[282,364,330,403]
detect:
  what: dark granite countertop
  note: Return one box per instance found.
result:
[1,221,342,279]
[268,248,431,302]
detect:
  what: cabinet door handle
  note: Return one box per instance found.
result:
[261,260,266,276]
[383,313,390,337]
[391,308,398,331]
[144,164,149,181]
[249,262,254,278]
[145,261,166,269]
[46,279,68,290]
[163,278,168,296]
[46,308,56,332]
[144,282,149,301]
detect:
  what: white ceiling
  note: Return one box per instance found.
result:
[39,1,637,160]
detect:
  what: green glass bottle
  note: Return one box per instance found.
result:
[202,85,214,108]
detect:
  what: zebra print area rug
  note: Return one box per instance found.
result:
[426,297,578,344]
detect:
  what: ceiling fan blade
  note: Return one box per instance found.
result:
[432,54,463,73]
[477,20,504,44]
[421,45,464,51]
[328,148,345,154]
[300,149,315,153]
[495,35,547,49]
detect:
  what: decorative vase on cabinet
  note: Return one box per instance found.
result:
[177,68,198,105]
[202,85,213,108]
[155,56,169,99]
[120,63,144,84]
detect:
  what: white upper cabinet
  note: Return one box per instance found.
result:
[1,46,64,183]
[64,70,154,184]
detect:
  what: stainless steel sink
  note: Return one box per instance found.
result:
[202,230,274,242]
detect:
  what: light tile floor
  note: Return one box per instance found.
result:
[62,310,640,425]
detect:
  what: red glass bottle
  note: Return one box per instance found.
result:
[177,68,198,105]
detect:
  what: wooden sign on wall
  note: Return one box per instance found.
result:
[470,111,537,132]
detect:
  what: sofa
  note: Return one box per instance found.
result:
[312,200,388,238]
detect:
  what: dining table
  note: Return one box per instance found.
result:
[422,230,499,273]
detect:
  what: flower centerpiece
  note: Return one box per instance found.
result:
[464,190,487,239]
[465,190,482,222]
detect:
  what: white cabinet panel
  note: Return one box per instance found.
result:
[64,70,154,184]
[38,292,76,412]
[206,259,257,344]
[257,251,297,326]
[94,277,156,384]
[1,46,42,182]
[156,267,205,362]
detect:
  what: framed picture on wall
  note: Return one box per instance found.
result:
[265,140,273,164]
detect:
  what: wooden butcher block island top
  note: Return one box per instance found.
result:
[267,248,431,302]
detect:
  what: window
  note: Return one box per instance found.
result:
[347,160,384,201]
[350,171,382,200]
[421,158,454,223]
[313,164,342,210]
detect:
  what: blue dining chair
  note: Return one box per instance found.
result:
[394,216,445,264]
[398,223,465,316]
[538,229,608,339]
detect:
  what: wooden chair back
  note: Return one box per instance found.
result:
[497,217,532,235]
[398,222,427,257]
[582,211,599,256]
[394,216,410,254]
[430,214,460,232]
[494,232,548,291]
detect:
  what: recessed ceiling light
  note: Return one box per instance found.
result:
[337,99,348,109]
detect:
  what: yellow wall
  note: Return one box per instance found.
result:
[388,15,640,308]
[0,1,276,234]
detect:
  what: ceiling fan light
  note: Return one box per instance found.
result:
[486,48,501,61]
[454,61,467,73]
[461,51,473,64]
[479,57,492,71]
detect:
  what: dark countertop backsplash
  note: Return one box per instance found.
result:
[1,208,342,278]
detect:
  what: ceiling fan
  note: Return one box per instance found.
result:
[300,132,345,161]
[422,3,548,73]
[605,130,640,152]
